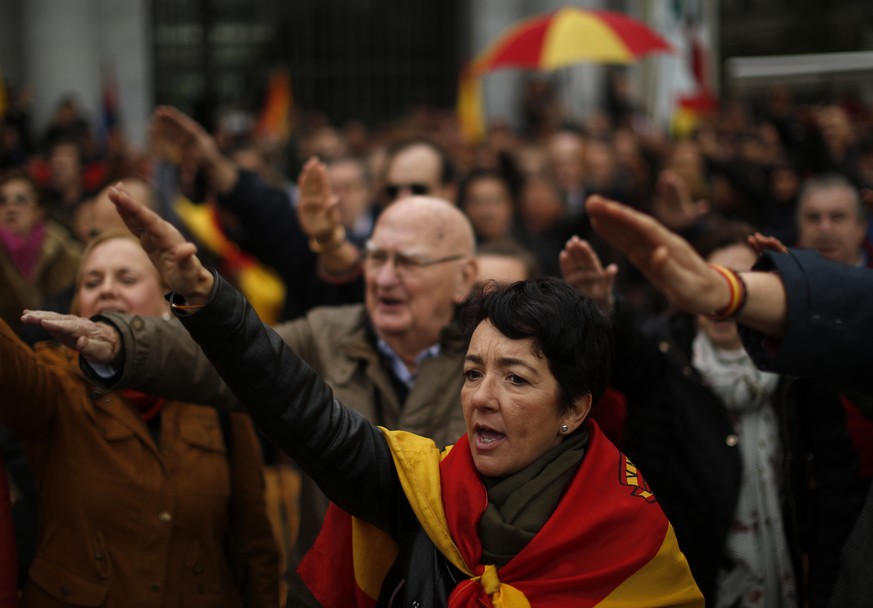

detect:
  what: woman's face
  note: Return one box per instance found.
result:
[462,177,514,241]
[462,320,568,478]
[76,238,168,318]
[0,178,43,237]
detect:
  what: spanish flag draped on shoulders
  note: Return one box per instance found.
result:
[299,420,703,607]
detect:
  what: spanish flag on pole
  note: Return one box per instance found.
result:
[456,61,485,145]
[300,421,703,607]
[256,69,293,144]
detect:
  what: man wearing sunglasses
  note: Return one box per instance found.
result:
[40,194,479,607]
[382,138,457,206]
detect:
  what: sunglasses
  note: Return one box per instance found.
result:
[384,183,430,200]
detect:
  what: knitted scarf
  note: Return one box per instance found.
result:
[692,332,797,608]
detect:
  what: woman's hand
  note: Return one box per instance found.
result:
[20,311,121,364]
[108,184,214,304]
[586,195,728,315]
[559,236,617,315]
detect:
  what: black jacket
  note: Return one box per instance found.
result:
[218,170,364,321]
[180,273,460,606]
[612,307,863,607]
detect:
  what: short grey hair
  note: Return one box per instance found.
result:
[796,173,865,226]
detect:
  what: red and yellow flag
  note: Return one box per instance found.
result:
[300,422,703,607]
[256,69,293,144]
[456,61,485,145]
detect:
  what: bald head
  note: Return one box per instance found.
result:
[376,195,476,258]
[365,196,478,362]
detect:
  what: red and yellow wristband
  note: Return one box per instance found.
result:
[707,264,748,319]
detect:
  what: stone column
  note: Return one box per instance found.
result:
[23,0,103,142]
[23,0,152,148]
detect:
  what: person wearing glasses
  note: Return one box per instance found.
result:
[149,106,363,322]
[0,169,81,335]
[30,194,479,607]
[40,183,704,607]
[381,138,457,206]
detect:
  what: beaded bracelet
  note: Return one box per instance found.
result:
[707,264,748,319]
[309,225,347,255]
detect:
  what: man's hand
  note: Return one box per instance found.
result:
[652,169,708,231]
[150,106,220,167]
[586,195,728,315]
[297,157,343,241]
[559,236,617,315]
[150,105,238,196]
[20,311,121,364]
[108,184,214,303]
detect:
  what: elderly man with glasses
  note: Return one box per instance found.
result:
[29,194,479,607]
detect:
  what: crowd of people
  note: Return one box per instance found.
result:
[1,71,873,607]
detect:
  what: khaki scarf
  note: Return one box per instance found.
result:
[478,429,589,566]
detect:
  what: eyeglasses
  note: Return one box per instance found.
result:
[384,183,430,200]
[0,193,36,207]
[363,245,465,277]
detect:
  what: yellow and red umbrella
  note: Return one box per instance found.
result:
[474,7,671,73]
[457,7,671,142]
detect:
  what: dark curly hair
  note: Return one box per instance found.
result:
[460,277,613,414]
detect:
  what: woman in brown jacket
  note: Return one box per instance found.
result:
[1,232,279,607]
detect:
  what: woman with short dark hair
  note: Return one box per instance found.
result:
[80,184,704,607]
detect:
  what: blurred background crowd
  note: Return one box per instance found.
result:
[3,0,873,606]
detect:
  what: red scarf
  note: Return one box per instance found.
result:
[300,422,703,607]
[0,221,46,280]
[118,389,167,422]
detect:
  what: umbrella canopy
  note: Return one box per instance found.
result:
[474,6,671,73]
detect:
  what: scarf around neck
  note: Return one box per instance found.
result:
[118,389,167,422]
[0,222,46,280]
[478,429,587,566]
[692,332,797,608]
[299,422,703,607]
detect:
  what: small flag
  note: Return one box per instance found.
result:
[457,61,485,144]
[256,69,293,144]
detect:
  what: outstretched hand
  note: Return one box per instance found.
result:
[297,157,342,240]
[585,195,728,315]
[20,311,121,364]
[747,232,789,255]
[108,184,215,303]
[150,105,219,169]
[559,236,617,314]
[652,169,708,231]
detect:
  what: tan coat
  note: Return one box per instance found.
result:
[0,220,81,333]
[0,320,279,608]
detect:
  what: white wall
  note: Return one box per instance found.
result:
[20,0,152,148]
